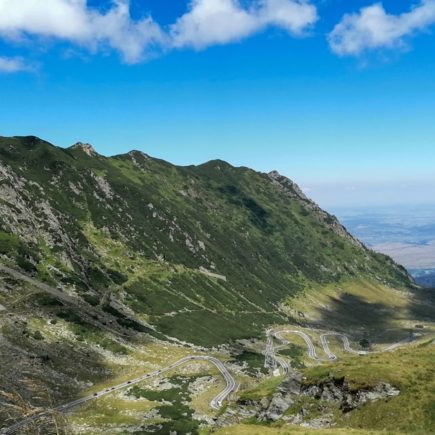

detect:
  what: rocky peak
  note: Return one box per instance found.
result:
[268,170,310,203]
[128,150,150,160]
[70,142,97,157]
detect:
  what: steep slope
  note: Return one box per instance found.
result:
[0,135,411,345]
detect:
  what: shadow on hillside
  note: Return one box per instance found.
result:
[316,293,398,336]
[408,287,435,322]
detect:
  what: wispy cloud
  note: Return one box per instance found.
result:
[0,56,29,73]
[0,0,317,67]
[328,0,435,56]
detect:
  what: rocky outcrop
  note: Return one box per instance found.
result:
[227,373,400,429]
[268,170,364,249]
[267,171,310,203]
[302,377,400,413]
[70,142,97,156]
[0,161,80,269]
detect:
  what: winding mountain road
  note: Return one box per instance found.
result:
[264,330,292,374]
[1,355,236,435]
[264,329,277,370]
[273,355,290,374]
[265,328,417,373]
[320,333,367,359]
[273,329,320,360]
[264,329,321,374]
[320,332,415,359]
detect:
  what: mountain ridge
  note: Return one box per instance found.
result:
[0,135,412,346]
[1,135,434,435]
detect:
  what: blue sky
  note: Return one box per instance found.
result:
[1,0,435,208]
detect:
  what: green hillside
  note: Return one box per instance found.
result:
[1,136,434,435]
[0,135,411,345]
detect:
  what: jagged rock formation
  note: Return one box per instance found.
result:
[225,373,400,428]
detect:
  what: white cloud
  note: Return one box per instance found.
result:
[0,0,317,66]
[170,0,318,49]
[0,0,165,63]
[0,56,29,72]
[260,0,318,34]
[328,0,435,56]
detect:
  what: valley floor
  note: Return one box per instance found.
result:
[0,269,434,434]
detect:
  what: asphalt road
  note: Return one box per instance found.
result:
[273,329,320,360]
[264,329,277,370]
[264,329,290,374]
[264,329,320,375]
[320,333,367,359]
[1,355,237,434]
[273,355,290,374]
[266,328,417,373]
[320,332,415,358]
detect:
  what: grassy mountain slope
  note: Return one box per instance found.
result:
[0,135,411,345]
[1,135,434,435]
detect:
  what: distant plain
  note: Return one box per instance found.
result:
[335,204,435,286]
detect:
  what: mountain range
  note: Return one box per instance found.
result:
[0,136,433,435]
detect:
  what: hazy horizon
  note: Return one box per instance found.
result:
[3,133,434,210]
